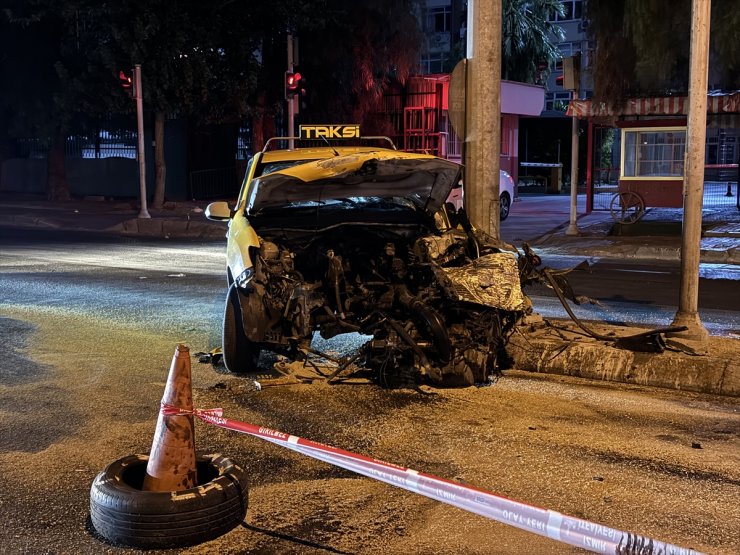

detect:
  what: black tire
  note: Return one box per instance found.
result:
[89,453,248,549]
[223,284,262,373]
[500,192,511,221]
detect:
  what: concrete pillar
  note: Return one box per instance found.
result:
[670,0,710,343]
[464,0,502,239]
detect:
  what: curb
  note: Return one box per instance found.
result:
[507,334,739,397]
[0,216,227,240]
[113,218,226,240]
[531,243,740,265]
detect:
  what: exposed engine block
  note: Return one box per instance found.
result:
[240,226,528,387]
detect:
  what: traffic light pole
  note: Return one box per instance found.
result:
[287,34,295,150]
[134,64,150,219]
[565,88,579,235]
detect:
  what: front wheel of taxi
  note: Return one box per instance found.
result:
[223,284,261,373]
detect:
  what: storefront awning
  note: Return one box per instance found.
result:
[567,92,739,119]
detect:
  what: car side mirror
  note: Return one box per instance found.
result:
[205,201,232,221]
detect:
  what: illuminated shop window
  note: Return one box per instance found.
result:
[621,127,687,179]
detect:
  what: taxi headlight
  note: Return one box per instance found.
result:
[235,267,255,288]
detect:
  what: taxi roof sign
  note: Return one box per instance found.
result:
[299,124,360,140]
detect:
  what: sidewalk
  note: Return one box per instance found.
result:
[504,194,740,265]
[501,195,739,397]
[0,193,227,240]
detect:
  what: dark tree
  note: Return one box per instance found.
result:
[587,0,740,105]
[1,2,121,200]
[502,0,565,83]
[287,0,423,133]
[1,0,263,202]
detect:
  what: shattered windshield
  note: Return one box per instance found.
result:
[246,155,461,218]
[252,195,419,216]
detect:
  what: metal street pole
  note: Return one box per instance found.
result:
[464,0,502,239]
[287,33,295,150]
[134,64,150,219]
[670,0,710,343]
[565,89,580,235]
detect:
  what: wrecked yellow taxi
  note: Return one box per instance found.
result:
[206,126,530,387]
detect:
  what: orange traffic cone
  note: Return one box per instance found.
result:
[142,344,198,492]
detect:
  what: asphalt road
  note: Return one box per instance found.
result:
[1,228,738,336]
[0,229,738,554]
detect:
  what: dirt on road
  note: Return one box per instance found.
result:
[0,309,739,554]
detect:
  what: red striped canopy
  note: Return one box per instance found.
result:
[567,92,739,118]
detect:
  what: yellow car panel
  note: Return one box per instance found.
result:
[225,214,260,283]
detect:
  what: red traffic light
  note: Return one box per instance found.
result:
[285,71,302,98]
[119,70,132,89]
[119,70,134,98]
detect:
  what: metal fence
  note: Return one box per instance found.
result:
[704,179,739,208]
[236,126,253,160]
[592,176,738,211]
[67,129,137,159]
[189,166,243,200]
[10,128,137,160]
[12,138,49,159]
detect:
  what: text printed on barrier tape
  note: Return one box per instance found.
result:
[161,404,701,555]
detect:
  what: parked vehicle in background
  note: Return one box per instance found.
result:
[445,170,515,221]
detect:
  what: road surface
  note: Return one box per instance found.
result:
[0,229,738,554]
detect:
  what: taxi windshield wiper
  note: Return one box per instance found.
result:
[321,135,340,156]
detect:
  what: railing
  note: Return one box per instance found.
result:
[10,129,137,160]
[590,165,738,211]
[189,166,242,200]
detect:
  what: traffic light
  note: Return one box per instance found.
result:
[119,69,134,98]
[285,71,302,99]
[298,76,308,110]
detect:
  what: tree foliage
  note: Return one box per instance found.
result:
[1,0,264,127]
[502,0,565,83]
[587,0,740,105]
[436,0,564,84]
[1,0,425,139]
[292,0,423,131]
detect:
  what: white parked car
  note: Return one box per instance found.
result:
[446,169,515,221]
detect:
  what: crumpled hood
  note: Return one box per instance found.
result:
[247,151,461,217]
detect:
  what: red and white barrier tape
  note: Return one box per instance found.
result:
[162,404,700,555]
